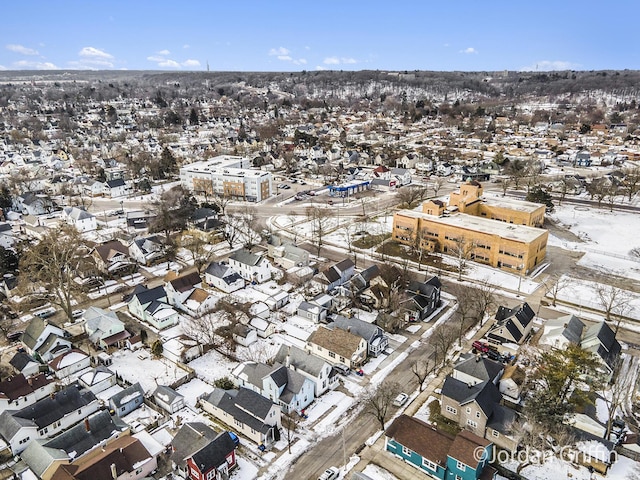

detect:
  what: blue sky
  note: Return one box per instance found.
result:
[1,1,638,72]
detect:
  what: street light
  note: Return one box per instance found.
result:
[517,263,525,295]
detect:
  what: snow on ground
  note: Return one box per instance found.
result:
[110,349,190,394]
[555,275,640,320]
[231,456,260,480]
[413,394,437,424]
[188,349,240,384]
[176,377,214,408]
[361,464,399,480]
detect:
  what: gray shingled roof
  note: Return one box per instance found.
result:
[329,315,381,342]
[441,376,501,417]
[109,382,144,408]
[230,249,263,266]
[171,422,218,463]
[454,354,504,384]
[273,344,327,377]
[204,387,275,434]
[190,432,236,472]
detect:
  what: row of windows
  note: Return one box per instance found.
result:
[498,250,524,259]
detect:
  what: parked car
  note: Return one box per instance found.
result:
[332,364,350,376]
[72,309,85,319]
[472,340,497,354]
[6,330,24,342]
[33,307,56,319]
[318,467,340,480]
[393,392,409,407]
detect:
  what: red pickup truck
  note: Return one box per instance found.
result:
[472,340,498,354]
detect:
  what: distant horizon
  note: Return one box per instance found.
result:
[2,1,639,72]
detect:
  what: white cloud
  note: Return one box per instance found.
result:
[182,59,200,67]
[6,44,39,55]
[315,66,327,71]
[157,49,170,56]
[519,60,580,71]
[68,58,114,69]
[147,55,199,69]
[183,44,190,49]
[268,47,290,57]
[460,47,477,54]
[443,43,450,47]
[323,56,357,65]
[147,55,165,62]
[0,64,6,70]
[13,60,58,70]
[79,46,113,59]
[277,55,292,61]
[296,58,307,65]
[158,59,180,68]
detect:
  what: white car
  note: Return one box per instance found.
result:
[318,466,340,480]
[393,392,409,407]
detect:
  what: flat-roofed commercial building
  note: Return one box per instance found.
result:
[393,182,548,274]
[180,155,272,202]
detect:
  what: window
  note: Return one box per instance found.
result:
[402,445,412,456]
[422,458,437,471]
[329,351,336,358]
[445,405,457,415]
[466,407,471,414]
[466,420,478,429]
[476,411,481,418]
[339,356,345,363]
[492,430,500,438]
[456,460,467,472]
[234,418,242,428]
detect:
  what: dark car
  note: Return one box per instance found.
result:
[6,330,24,342]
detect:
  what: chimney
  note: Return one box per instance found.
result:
[110,463,117,480]
[85,418,90,432]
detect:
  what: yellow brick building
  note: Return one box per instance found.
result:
[392,182,548,274]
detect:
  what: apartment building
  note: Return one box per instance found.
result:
[392,182,548,274]
[179,155,272,202]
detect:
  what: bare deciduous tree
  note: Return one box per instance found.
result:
[363,380,401,430]
[306,205,332,257]
[410,360,433,391]
[596,284,631,333]
[543,273,569,307]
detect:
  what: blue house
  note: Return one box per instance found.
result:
[109,382,145,417]
[385,415,495,480]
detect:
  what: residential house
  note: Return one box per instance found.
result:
[205,261,244,293]
[83,306,131,350]
[153,385,185,414]
[190,207,222,232]
[440,376,502,438]
[267,235,310,269]
[0,373,56,414]
[109,382,145,417]
[274,344,338,397]
[19,409,129,480]
[104,178,129,197]
[186,432,238,480]
[385,415,495,480]
[538,314,585,350]
[328,315,389,357]
[452,353,504,387]
[21,316,71,362]
[128,235,165,266]
[581,321,621,381]
[232,361,314,414]
[200,387,281,447]
[164,270,203,310]
[312,258,355,292]
[390,167,412,186]
[228,249,271,283]
[61,206,97,232]
[486,302,535,345]
[161,334,203,364]
[92,240,136,276]
[46,433,159,480]
[402,277,442,322]
[48,349,92,380]
[0,223,15,249]
[170,422,220,477]
[265,290,289,311]
[13,192,55,216]
[0,384,100,454]
[78,366,117,394]
[9,351,41,378]
[127,285,179,330]
[232,324,258,347]
[180,287,218,317]
[305,325,368,369]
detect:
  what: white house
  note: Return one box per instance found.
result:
[274,344,338,397]
[153,385,185,414]
[390,167,412,186]
[0,385,100,454]
[0,374,56,414]
[129,236,165,265]
[127,285,179,330]
[205,261,245,293]
[77,365,117,394]
[228,249,271,284]
[61,206,97,232]
[104,178,129,198]
[48,349,92,380]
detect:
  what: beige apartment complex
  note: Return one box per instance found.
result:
[393,182,548,274]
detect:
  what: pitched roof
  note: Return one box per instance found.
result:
[93,240,129,262]
[8,352,39,372]
[109,382,145,408]
[582,322,621,369]
[190,432,236,472]
[385,415,453,466]
[448,429,491,468]
[306,326,364,360]
[204,387,275,434]
[454,354,504,383]
[0,373,53,402]
[230,249,263,267]
[329,315,381,342]
[130,285,167,306]
[273,344,328,377]
[171,422,219,463]
[168,271,202,292]
[441,377,501,417]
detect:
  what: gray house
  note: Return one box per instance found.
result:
[328,315,389,357]
[153,385,185,414]
[109,382,145,417]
